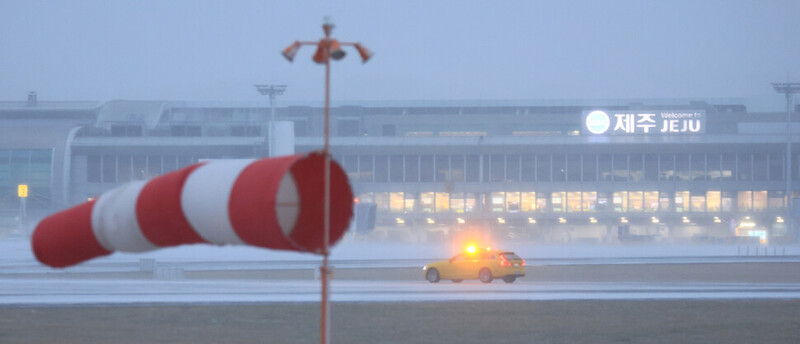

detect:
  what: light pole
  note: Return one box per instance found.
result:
[255,84,287,157]
[282,17,372,344]
[772,82,800,240]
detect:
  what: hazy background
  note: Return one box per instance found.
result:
[1,0,799,110]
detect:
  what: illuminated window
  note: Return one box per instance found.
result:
[491,192,505,212]
[567,191,582,212]
[582,192,597,212]
[706,191,721,212]
[404,192,416,213]
[552,192,565,212]
[536,195,548,212]
[389,192,404,213]
[613,191,628,212]
[435,192,450,213]
[451,193,465,213]
[521,192,536,212]
[644,191,659,212]
[690,195,706,212]
[628,191,643,212]
[737,191,752,211]
[675,191,690,212]
[420,192,434,213]
[597,193,609,211]
[465,193,477,213]
[505,192,520,213]
[753,191,767,212]
[659,194,672,212]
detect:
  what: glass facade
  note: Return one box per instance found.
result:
[335,152,792,187]
[0,149,53,209]
[83,151,794,222]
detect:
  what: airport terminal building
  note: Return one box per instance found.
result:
[2,93,798,243]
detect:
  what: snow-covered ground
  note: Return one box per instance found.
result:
[3,279,800,305]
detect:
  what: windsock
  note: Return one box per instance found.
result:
[32,152,354,268]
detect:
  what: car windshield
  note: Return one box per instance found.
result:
[500,252,522,261]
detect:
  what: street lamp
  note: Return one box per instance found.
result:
[254,84,287,157]
[772,82,800,241]
[282,17,372,344]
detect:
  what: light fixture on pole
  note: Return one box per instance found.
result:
[772,82,800,240]
[254,84,287,157]
[282,17,372,344]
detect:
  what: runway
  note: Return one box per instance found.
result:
[3,237,800,306]
[4,271,800,305]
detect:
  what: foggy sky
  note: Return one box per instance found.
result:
[1,0,799,110]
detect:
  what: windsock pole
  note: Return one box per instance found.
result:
[281,18,372,344]
[321,22,332,344]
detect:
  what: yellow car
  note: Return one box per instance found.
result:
[423,247,526,283]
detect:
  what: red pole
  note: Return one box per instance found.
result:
[321,22,332,344]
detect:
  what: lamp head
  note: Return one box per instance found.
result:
[282,41,301,62]
[322,16,335,36]
[329,39,346,61]
[354,43,373,63]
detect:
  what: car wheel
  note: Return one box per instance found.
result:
[478,268,493,283]
[502,276,516,283]
[452,279,463,283]
[426,268,440,283]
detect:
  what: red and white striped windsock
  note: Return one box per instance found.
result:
[32,152,354,268]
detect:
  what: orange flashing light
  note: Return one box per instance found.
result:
[466,245,476,254]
